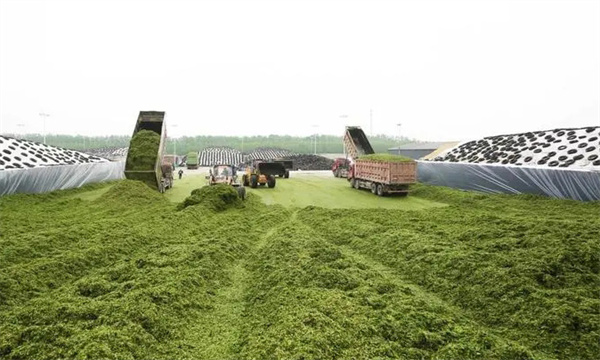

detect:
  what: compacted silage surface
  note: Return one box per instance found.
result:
[0,180,598,359]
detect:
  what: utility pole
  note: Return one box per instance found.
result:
[39,113,50,144]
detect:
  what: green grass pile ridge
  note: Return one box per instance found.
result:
[177,184,242,211]
[297,184,600,359]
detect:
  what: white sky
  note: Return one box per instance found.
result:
[1,0,598,141]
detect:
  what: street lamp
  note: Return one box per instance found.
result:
[39,113,50,144]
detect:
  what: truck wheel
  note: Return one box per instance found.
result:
[250,175,258,188]
[350,178,356,188]
[353,178,360,190]
[284,170,290,179]
[371,183,377,194]
[237,186,246,200]
[334,169,340,178]
[376,184,385,196]
[267,176,276,188]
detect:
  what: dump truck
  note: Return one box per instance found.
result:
[272,159,293,178]
[159,163,174,193]
[124,111,171,191]
[333,126,375,179]
[348,157,417,196]
[242,160,285,188]
[186,151,199,169]
[332,157,350,178]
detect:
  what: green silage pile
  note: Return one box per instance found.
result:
[0,180,598,359]
[358,153,414,162]
[178,184,242,211]
[125,129,161,170]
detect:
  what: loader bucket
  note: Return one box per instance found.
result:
[258,162,286,176]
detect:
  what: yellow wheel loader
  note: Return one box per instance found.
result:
[242,160,285,189]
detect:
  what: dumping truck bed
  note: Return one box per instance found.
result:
[344,126,374,159]
[124,111,168,190]
[350,159,417,196]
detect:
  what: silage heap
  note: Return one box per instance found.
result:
[178,184,242,211]
[0,179,598,359]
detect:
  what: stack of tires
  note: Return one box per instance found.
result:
[0,136,108,170]
[246,148,296,161]
[431,126,600,169]
[199,147,244,166]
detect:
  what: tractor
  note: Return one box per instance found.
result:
[242,160,285,188]
[207,164,246,199]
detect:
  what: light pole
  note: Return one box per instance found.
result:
[39,113,50,144]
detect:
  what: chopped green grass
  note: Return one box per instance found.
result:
[0,179,597,359]
[358,153,414,162]
[125,130,161,171]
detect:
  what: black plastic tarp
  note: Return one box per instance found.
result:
[417,161,600,201]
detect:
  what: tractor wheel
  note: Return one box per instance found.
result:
[237,186,246,200]
[267,175,276,188]
[376,184,385,196]
[284,170,290,179]
[250,175,258,188]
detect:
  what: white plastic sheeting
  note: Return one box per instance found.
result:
[0,161,125,196]
[417,161,600,201]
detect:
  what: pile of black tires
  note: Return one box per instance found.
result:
[283,154,335,170]
[431,126,600,169]
[0,136,108,171]
[199,147,244,166]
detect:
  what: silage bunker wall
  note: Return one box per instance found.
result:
[417,161,600,201]
[0,161,125,196]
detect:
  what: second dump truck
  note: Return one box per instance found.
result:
[348,156,417,196]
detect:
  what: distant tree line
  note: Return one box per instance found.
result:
[13,133,413,155]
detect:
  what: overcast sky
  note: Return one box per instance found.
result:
[1,0,598,141]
